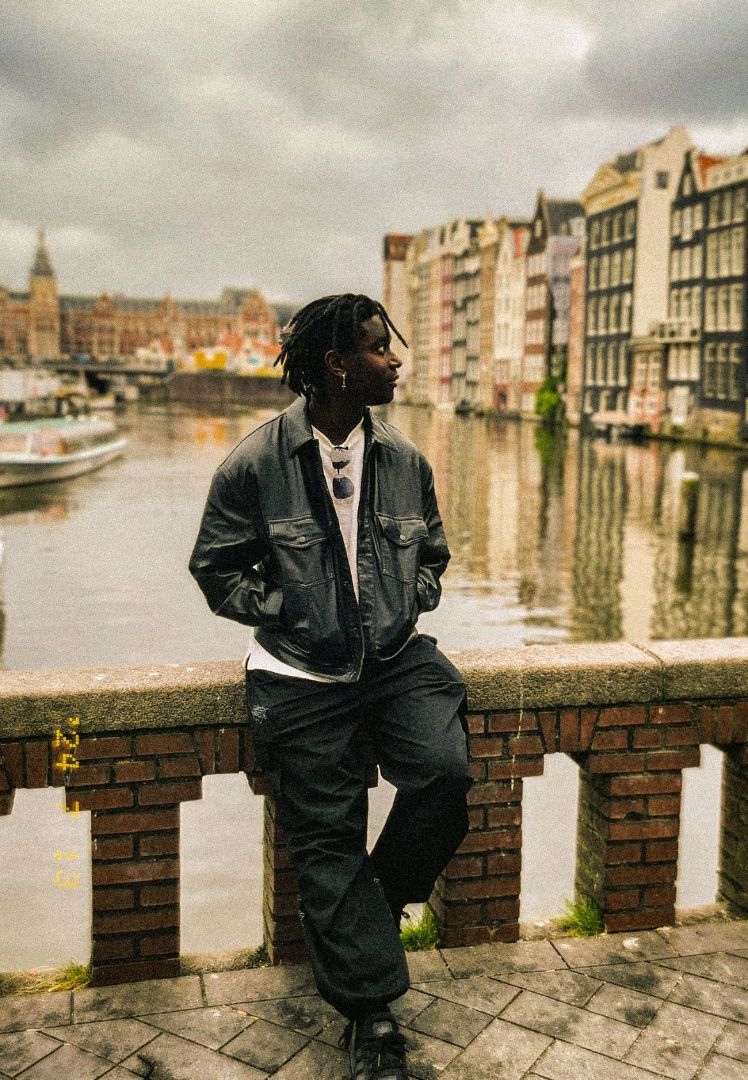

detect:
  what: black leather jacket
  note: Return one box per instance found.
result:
[189,396,450,681]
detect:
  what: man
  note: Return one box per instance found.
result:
[189,294,471,1080]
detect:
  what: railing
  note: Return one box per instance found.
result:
[1,639,747,986]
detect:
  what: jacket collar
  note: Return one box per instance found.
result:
[283,396,400,455]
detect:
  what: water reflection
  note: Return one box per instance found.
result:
[1,403,748,669]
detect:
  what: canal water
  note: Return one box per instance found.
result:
[0,403,739,968]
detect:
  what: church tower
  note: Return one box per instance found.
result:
[28,230,60,360]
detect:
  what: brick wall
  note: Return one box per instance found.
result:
[1,641,747,984]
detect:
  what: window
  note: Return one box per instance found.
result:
[671,289,681,318]
[694,203,703,231]
[731,284,744,330]
[584,344,594,383]
[717,343,729,399]
[706,233,718,277]
[732,227,745,275]
[720,230,732,275]
[719,285,730,331]
[618,341,628,386]
[599,254,610,288]
[625,207,636,238]
[590,219,600,248]
[729,344,741,401]
[704,343,717,396]
[599,297,608,334]
[709,194,720,227]
[670,249,679,281]
[693,244,702,277]
[602,216,611,244]
[734,187,746,223]
[589,257,599,289]
[682,287,692,319]
[682,205,693,241]
[613,212,623,242]
[611,250,621,286]
[692,285,702,324]
[655,171,669,189]
[611,294,620,332]
[723,190,733,222]
[689,344,700,381]
[623,247,634,283]
[672,209,682,237]
[587,297,597,336]
[705,286,717,331]
[622,291,632,331]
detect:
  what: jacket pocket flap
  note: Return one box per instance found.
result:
[377,514,428,547]
[268,517,327,549]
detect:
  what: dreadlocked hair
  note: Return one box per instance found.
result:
[274,293,407,400]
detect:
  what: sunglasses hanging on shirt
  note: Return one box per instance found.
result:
[331,445,354,500]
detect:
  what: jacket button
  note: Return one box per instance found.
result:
[298,536,306,543]
[399,533,406,540]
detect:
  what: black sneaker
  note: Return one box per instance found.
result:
[339,1008,407,1080]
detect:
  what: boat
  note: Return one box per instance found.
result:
[0,416,127,488]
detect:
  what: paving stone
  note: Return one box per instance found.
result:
[391,989,435,1027]
[203,962,316,1006]
[501,990,640,1057]
[552,930,676,968]
[497,969,601,1007]
[409,996,492,1046]
[656,921,748,957]
[0,991,71,1034]
[113,1050,151,1076]
[669,973,748,1023]
[132,1031,266,1078]
[16,1041,114,1079]
[235,992,338,1036]
[407,950,452,982]
[222,1018,308,1072]
[414,976,519,1016]
[438,1018,551,1080]
[533,1040,671,1080]
[442,940,567,979]
[583,961,683,999]
[42,1018,158,1063]
[74,976,203,1022]
[714,1020,748,1062]
[696,1053,748,1080]
[658,952,748,988]
[623,1000,724,1079]
[402,1027,462,1079]
[97,1068,145,1079]
[0,1030,61,1076]
[271,1037,348,1078]
[145,1006,253,1050]
[585,982,663,1027]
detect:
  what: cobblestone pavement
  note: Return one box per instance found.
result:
[1,921,747,1078]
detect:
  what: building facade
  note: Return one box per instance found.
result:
[580,126,692,426]
[521,192,584,417]
[0,234,280,364]
[494,218,530,414]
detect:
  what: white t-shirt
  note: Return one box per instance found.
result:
[245,419,365,681]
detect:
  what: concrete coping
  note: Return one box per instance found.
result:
[1,638,748,739]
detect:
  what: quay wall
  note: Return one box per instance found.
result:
[1,639,748,986]
[167,372,296,409]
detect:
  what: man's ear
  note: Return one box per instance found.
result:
[324,348,347,380]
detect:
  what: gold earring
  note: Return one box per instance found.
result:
[341,373,346,391]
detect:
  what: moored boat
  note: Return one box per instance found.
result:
[0,417,127,488]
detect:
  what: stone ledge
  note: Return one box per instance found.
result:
[1,639,748,739]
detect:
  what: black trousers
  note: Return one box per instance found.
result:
[245,634,471,1018]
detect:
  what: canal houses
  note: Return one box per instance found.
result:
[521,191,584,418]
[494,217,531,415]
[580,126,693,431]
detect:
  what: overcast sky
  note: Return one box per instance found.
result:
[1,0,746,306]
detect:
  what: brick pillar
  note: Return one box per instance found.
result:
[719,744,748,913]
[72,732,203,985]
[433,710,544,947]
[262,797,306,964]
[574,703,701,932]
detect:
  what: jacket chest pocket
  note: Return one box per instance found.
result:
[267,516,333,588]
[376,514,428,584]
